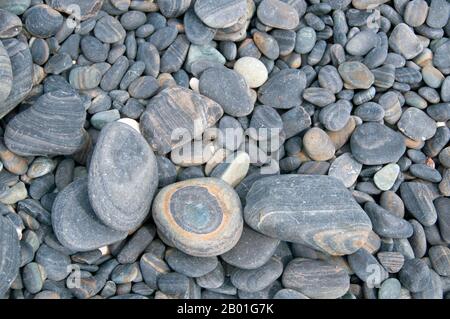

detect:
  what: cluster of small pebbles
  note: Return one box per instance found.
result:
[1,0,450,300]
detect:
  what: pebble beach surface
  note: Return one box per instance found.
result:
[0,0,450,300]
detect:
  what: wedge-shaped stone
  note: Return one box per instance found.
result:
[244,175,372,256]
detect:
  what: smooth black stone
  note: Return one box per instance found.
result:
[165,248,218,278]
[350,122,406,165]
[258,69,306,109]
[347,248,388,284]
[400,182,439,227]
[35,244,70,281]
[117,225,156,264]
[409,164,442,183]
[244,175,372,256]
[199,67,253,117]
[399,258,432,293]
[230,257,283,293]
[0,215,20,296]
[88,122,158,232]
[52,178,128,252]
[221,226,280,270]
[364,202,413,239]
[282,259,349,299]
[140,253,170,289]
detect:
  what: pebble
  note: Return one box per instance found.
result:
[221,226,280,270]
[94,15,126,44]
[303,128,336,161]
[257,0,299,30]
[25,5,63,38]
[377,251,405,273]
[199,67,253,117]
[389,23,423,60]
[52,178,128,252]
[328,153,362,188]
[350,122,406,165]
[152,178,243,257]
[295,27,316,54]
[166,248,218,278]
[428,245,450,276]
[258,69,306,109]
[399,258,432,293]
[373,163,400,191]
[233,57,268,88]
[117,225,156,264]
[319,100,352,131]
[397,108,437,142]
[338,62,374,89]
[364,202,413,238]
[400,181,438,226]
[0,215,20,295]
[244,175,372,256]
[230,257,283,293]
[282,259,350,299]
[194,0,247,29]
[140,87,223,155]
[378,278,401,299]
[35,244,70,281]
[4,90,86,156]
[88,122,158,232]
[404,0,428,27]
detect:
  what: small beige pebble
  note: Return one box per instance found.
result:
[233,57,268,88]
[303,127,336,161]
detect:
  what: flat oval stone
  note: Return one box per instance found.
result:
[140,87,223,155]
[184,8,216,46]
[338,61,374,89]
[318,65,343,94]
[230,257,283,293]
[194,0,247,29]
[374,163,400,191]
[153,178,243,257]
[88,122,158,232]
[160,35,190,73]
[346,30,378,56]
[233,57,268,88]
[400,181,438,226]
[221,226,280,270]
[397,108,436,142]
[295,27,316,54]
[348,248,388,285]
[69,66,102,90]
[258,69,306,109]
[303,88,336,107]
[52,178,127,252]
[319,100,352,132]
[35,244,70,281]
[81,36,109,63]
[25,4,63,38]
[4,90,86,156]
[158,0,191,18]
[199,67,253,117]
[128,76,159,99]
[364,202,413,239]
[354,102,385,122]
[282,259,350,299]
[165,248,218,278]
[0,215,20,296]
[0,40,12,104]
[350,122,406,165]
[257,0,300,30]
[94,15,126,44]
[427,0,450,29]
[389,23,423,60]
[328,153,362,188]
[303,128,336,161]
[399,258,432,293]
[244,175,372,256]
[378,278,401,299]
